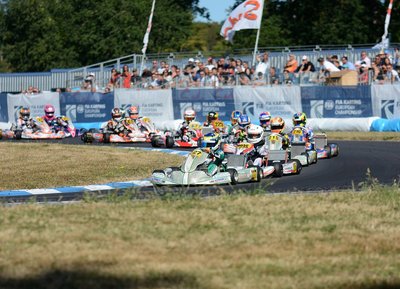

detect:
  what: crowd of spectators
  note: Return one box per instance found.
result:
[73,48,400,92]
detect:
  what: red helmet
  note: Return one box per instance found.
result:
[44,104,55,120]
[127,106,139,120]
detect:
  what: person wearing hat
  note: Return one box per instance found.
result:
[295,56,316,73]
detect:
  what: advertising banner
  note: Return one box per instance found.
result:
[301,86,372,118]
[173,88,235,122]
[234,86,302,120]
[114,88,174,122]
[371,85,400,119]
[0,92,8,122]
[7,92,60,123]
[60,92,114,123]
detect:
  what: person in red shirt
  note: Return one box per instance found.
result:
[121,65,132,88]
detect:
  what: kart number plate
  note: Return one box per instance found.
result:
[189,122,202,130]
[142,117,151,123]
[293,128,303,135]
[212,121,225,128]
[191,150,202,157]
[237,143,252,149]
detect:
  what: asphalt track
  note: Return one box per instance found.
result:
[1,137,400,202]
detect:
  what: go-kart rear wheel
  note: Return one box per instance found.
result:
[227,169,239,185]
[293,159,302,175]
[152,169,165,175]
[197,137,203,148]
[151,136,161,147]
[273,163,283,178]
[255,167,262,182]
[82,132,93,143]
[103,133,111,143]
[324,145,332,159]
[0,129,2,140]
[165,136,174,148]
[301,152,310,166]
[14,130,22,140]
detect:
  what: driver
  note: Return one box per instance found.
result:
[270,116,289,149]
[106,107,125,135]
[259,111,272,132]
[43,104,57,128]
[227,110,242,136]
[203,111,219,127]
[177,108,196,142]
[200,132,225,176]
[292,112,314,149]
[236,114,251,142]
[246,124,269,167]
[16,107,39,131]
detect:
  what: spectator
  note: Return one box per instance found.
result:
[253,72,266,86]
[295,56,316,74]
[109,68,120,88]
[355,51,371,69]
[121,65,132,88]
[267,67,280,85]
[197,70,207,87]
[206,57,215,70]
[283,54,298,73]
[152,60,159,71]
[317,57,340,72]
[131,69,141,86]
[255,52,270,76]
[385,64,399,82]
[341,56,356,70]
[238,72,251,85]
[358,64,369,84]
[393,47,400,72]
[209,67,220,87]
[371,61,385,82]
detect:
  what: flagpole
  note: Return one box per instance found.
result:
[252,0,265,67]
[140,0,156,74]
[381,0,394,49]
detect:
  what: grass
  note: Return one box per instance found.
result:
[0,184,399,289]
[0,142,182,190]
[323,131,400,141]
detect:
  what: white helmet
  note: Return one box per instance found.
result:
[184,108,196,123]
[246,124,264,144]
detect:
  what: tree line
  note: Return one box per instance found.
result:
[0,0,398,72]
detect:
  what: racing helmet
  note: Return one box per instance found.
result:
[44,104,55,120]
[270,117,285,134]
[19,107,31,121]
[207,111,218,123]
[292,112,307,127]
[230,110,242,125]
[111,107,123,121]
[200,132,221,152]
[259,111,272,128]
[127,106,139,120]
[238,114,251,129]
[184,108,196,123]
[246,124,264,144]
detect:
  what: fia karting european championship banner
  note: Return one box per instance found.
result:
[173,88,235,122]
[371,85,400,119]
[114,88,174,122]
[7,92,60,123]
[301,86,372,118]
[60,92,114,123]
[234,86,302,120]
[0,92,8,122]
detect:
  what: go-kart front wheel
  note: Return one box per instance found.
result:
[103,133,111,143]
[165,136,174,148]
[14,130,22,140]
[324,145,332,159]
[273,163,283,178]
[0,129,2,140]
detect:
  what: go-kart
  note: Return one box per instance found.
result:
[289,126,317,166]
[151,148,261,186]
[314,133,339,159]
[223,142,275,178]
[151,121,203,148]
[82,117,159,143]
[0,116,75,140]
[264,133,302,177]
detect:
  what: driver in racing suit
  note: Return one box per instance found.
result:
[259,111,272,132]
[226,110,242,136]
[16,107,40,132]
[42,104,58,129]
[200,132,225,176]
[291,112,315,150]
[177,108,196,142]
[106,107,125,135]
[235,114,251,143]
[203,111,219,127]
[270,116,290,150]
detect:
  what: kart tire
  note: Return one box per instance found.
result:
[103,133,111,143]
[151,136,161,148]
[165,136,174,148]
[324,145,332,159]
[273,163,283,178]
[152,170,165,175]
[170,167,180,172]
[293,159,302,175]
[335,144,340,157]
[82,132,93,143]
[197,137,203,148]
[14,130,22,140]
[227,169,239,185]
[0,129,2,140]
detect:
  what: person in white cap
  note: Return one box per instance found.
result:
[295,56,316,74]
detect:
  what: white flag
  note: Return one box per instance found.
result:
[142,0,156,55]
[220,0,264,42]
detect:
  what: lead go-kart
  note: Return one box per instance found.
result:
[0,116,75,140]
[81,117,160,143]
[151,148,262,186]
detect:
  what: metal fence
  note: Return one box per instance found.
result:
[0,43,398,92]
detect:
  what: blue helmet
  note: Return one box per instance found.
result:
[238,114,251,129]
[201,132,221,152]
[230,110,242,125]
[259,111,271,128]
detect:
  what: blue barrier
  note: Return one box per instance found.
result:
[370,118,400,132]
[0,92,8,122]
[301,86,372,118]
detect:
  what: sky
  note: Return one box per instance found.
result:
[195,0,237,23]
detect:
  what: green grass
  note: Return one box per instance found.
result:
[0,184,399,289]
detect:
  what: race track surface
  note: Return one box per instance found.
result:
[1,138,399,202]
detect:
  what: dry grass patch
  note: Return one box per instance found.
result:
[0,186,399,289]
[0,142,182,190]
[325,131,400,141]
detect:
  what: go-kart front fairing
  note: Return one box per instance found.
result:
[289,126,317,166]
[152,149,236,186]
